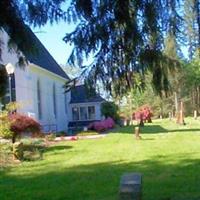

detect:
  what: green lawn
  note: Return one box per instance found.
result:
[1,118,200,200]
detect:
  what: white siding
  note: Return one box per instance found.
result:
[1,30,69,132]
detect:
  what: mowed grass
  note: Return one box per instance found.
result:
[1,118,200,200]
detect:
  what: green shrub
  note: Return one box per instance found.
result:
[21,138,45,146]
[0,111,13,139]
[13,142,24,160]
[101,101,120,122]
[0,143,13,167]
[21,138,45,161]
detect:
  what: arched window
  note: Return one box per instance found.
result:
[64,93,68,114]
[53,83,57,118]
[0,73,16,110]
[10,73,16,102]
[37,79,42,119]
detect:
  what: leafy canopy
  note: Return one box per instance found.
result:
[0,0,183,97]
[64,0,181,96]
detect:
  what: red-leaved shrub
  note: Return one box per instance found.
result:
[134,105,153,125]
[9,113,41,143]
[88,117,115,132]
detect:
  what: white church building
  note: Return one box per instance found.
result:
[0,26,105,133]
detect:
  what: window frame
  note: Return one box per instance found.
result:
[88,106,95,120]
[71,105,96,121]
[37,79,42,119]
[72,106,80,121]
[53,83,57,119]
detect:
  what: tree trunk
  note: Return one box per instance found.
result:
[174,92,178,113]
[135,127,141,140]
[12,134,16,143]
[177,101,186,125]
[139,119,144,127]
[194,110,197,119]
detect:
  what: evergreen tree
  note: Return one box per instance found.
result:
[64,0,182,97]
[184,0,199,58]
[0,0,188,98]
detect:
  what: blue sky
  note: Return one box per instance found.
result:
[32,21,76,65]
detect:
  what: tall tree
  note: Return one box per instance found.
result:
[184,0,199,58]
[0,0,184,98]
[64,0,181,97]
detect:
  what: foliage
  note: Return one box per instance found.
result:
[0,142,13,168]
[185,53,200,90]
[61,65,82,79]
[64,0,183,96]
[0,0,199,100]
[0,110,13,139]
[0,102,24,140]
[0,0,183,97]
[183,0,200,59]
[101,102,119,122]
[9,113,41,143]
[13,142,24,160]
[134,105,153,123]
[119,73,174,119]
[182,54,200,113]
[22,139,45,161]
[88,117,115,132]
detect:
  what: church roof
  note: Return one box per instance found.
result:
[70,85,105,104]
[22,26,69,79]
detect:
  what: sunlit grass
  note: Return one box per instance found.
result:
[1,118,200,200]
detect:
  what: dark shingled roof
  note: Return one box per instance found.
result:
[70,85,105,104]
[22,26,69,79]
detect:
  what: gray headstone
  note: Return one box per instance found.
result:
[119,173,142,200]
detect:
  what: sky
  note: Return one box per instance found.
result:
[32,21,76,66]
[31,1,77,66]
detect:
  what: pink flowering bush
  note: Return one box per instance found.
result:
[104,117,115,128]
[88,117,115,132]
[134,105,153,126]
[93,121,106,132]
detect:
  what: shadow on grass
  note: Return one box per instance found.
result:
[111,125,168,134]
[112,125,200,135]
[1,155,200,200]
[44,145,73,153]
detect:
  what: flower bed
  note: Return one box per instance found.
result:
[88,117,115,132]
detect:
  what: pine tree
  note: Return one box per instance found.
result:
[65,0,182,97]
[0,0,184,98]
[184,0,198,58]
